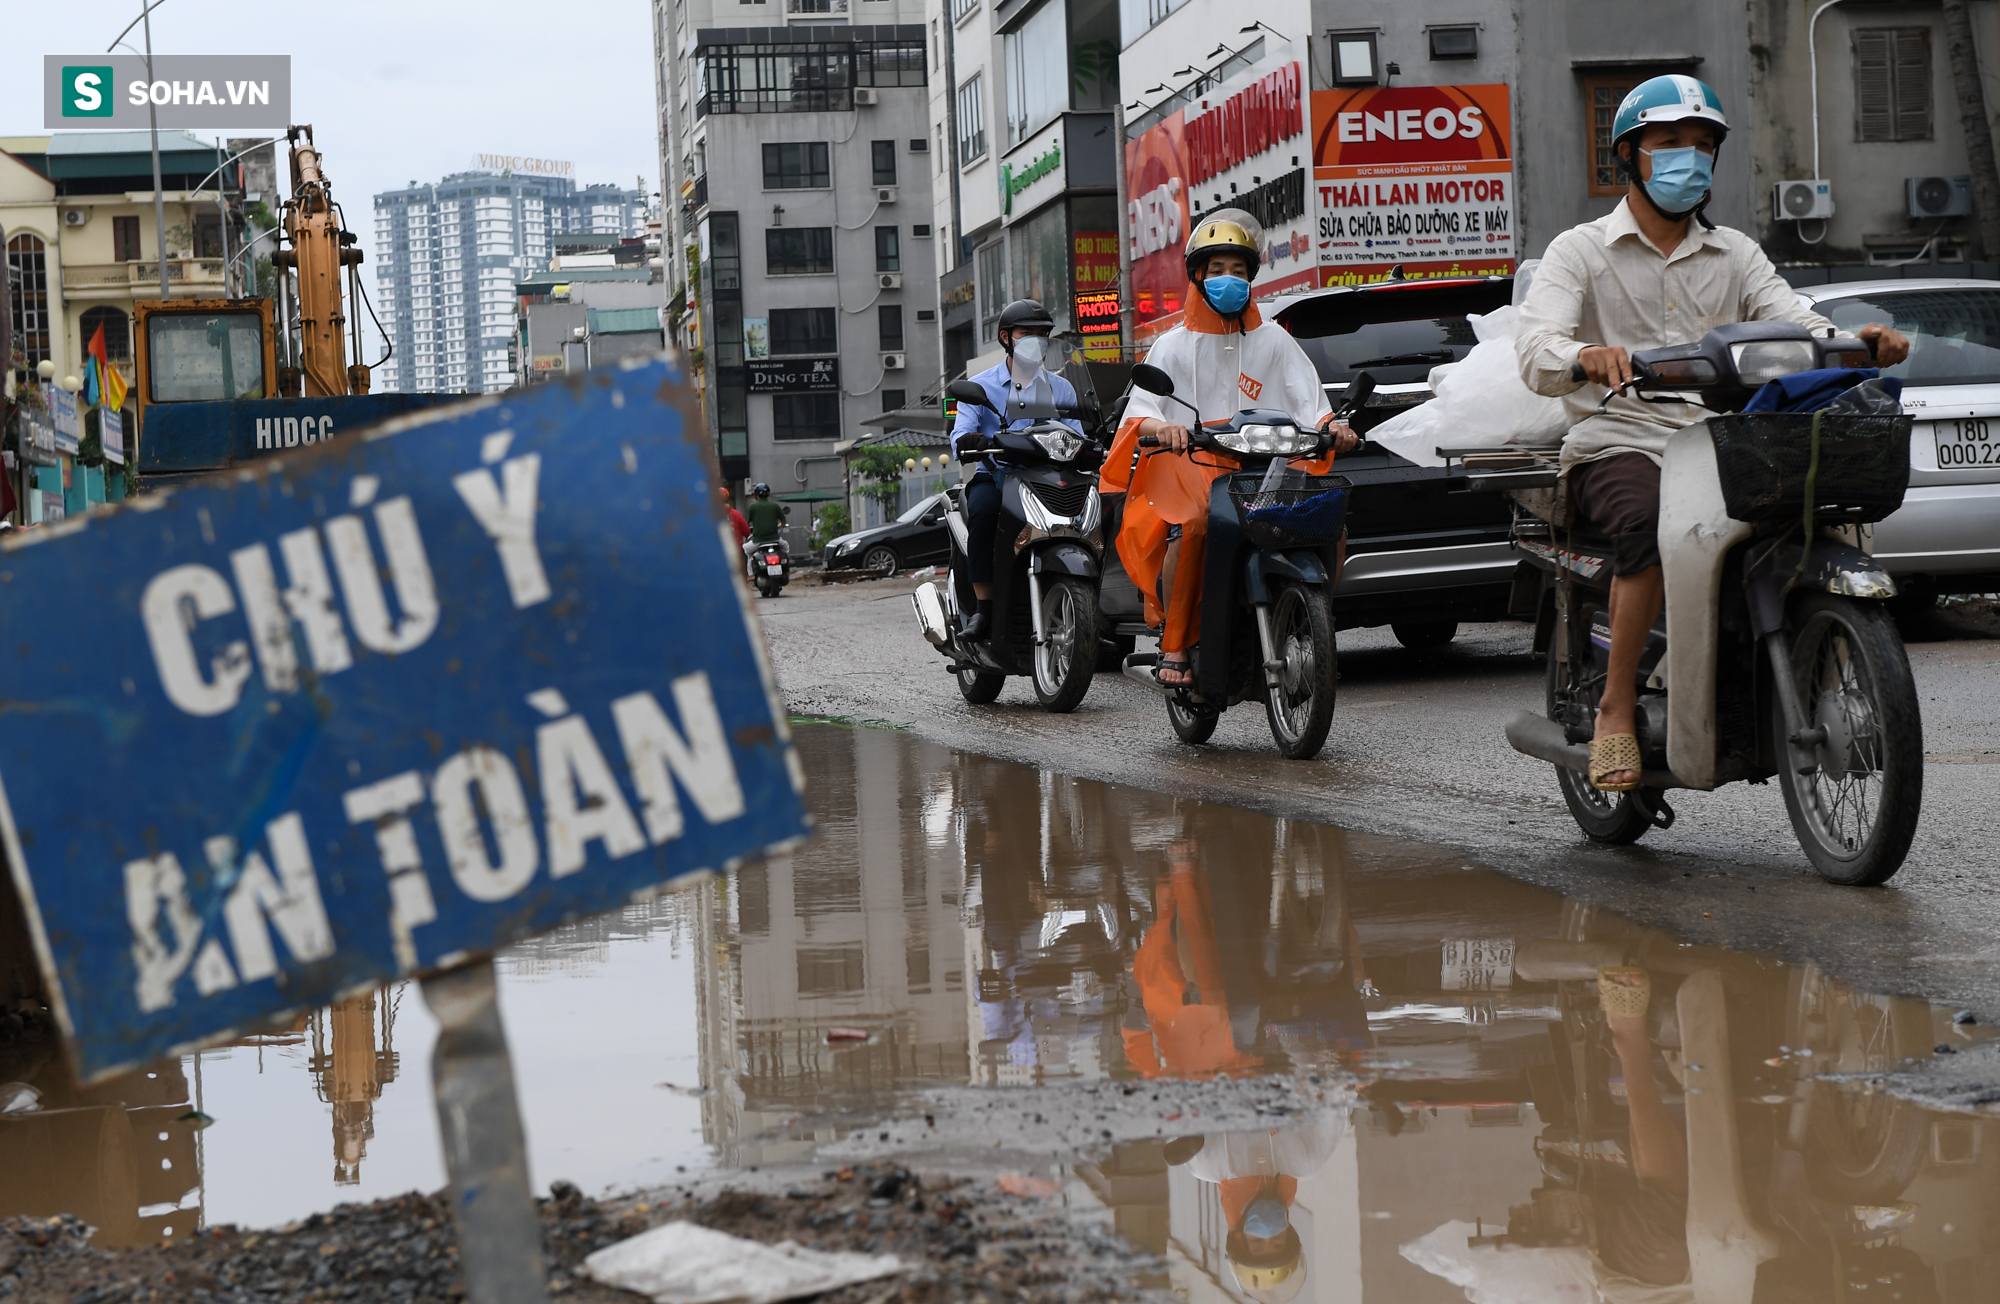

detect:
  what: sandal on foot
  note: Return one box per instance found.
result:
[1597,967,1651,1019]
[1588,733,1642,793]
[1155,657,1192,687]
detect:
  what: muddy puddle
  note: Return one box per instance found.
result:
[5,722,1997,1301]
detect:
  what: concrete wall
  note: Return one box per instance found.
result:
[1750,0,2000,265]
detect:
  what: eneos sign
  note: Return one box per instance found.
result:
[1311,83,1515,285]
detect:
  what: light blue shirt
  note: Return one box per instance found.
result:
[950,360,1082,458]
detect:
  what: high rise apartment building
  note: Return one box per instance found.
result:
[372,174,649,393]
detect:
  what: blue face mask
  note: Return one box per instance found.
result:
[1641,146,1714,215]
[1242,1198,1290,1239]
[1202,274,1252,315]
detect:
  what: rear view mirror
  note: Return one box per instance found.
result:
[1344,371,1377,410]
[1130,363,1174,396]
[946,379,993,410]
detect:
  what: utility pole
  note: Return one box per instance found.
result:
[1114,101,1132,359]
[142,1,170,300]
[1941,0,2000,262]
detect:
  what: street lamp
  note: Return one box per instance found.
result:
[109,0,173,300]
[62,376,83,393]
[36,360,55,382]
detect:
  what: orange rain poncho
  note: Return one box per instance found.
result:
[1102,287,1335,657]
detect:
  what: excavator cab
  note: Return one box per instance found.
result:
[132,298,278,419]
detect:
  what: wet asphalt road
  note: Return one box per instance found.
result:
[762,576,2000,1021]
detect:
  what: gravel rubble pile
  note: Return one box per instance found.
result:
[0,1163,1167,1303]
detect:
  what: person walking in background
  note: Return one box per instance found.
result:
[721,486,751,544]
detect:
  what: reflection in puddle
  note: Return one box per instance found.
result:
[2,723,1996,1300]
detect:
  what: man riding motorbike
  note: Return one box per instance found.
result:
[742,482,788,574]
[1103,213,1359,687]
[1514,75,1908,792]
[950,298,1082,643]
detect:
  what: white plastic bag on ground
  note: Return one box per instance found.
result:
[583,1220,904,1304]
[1361,304,1570,466]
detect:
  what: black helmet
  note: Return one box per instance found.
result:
[1184,218,1262,282]
[753,482,771,497]
[996,299,1054,341]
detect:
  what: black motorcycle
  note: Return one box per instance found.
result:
[742,535,792,599]
[1119,366,1373,760]
[910,380,1108,712]
[1492,322,1922,884]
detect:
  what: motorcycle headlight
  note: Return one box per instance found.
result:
[1214,423,1317,456]
[1731,339,1819,386]
[1031,428,1084,461]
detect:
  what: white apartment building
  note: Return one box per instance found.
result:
[372,174,650,394]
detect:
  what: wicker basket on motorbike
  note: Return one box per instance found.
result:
[1705,412,1912,525]
[1226,470,1352,549]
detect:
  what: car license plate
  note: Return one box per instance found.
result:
[1441,938,1515,991]
[1934,417,2000,469]
[766,563,784,575]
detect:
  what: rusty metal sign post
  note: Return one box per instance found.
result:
[0,357,810,1299]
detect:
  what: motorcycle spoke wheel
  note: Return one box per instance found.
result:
[1031,579,1098,713]
[1262,582,1336,760]
[1775,593,1923,885]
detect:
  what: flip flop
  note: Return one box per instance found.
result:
[1597,967,1651,1019]
[1155,657,1193,687]
[1588,733,1642,793]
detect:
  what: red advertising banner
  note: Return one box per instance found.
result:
[1125,113,1190,340]
[1124,54,1311,342]
[1311,83,1516,286]
[1072,230,1119,292]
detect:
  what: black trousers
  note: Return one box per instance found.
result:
[964,469,1003,583]
[1571,453,1662,575]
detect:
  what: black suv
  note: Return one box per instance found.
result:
[1099,275,1523,653]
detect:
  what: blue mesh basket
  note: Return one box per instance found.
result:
[1228,471,1351,548]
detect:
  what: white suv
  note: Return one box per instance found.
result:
[1799,278,2000,598]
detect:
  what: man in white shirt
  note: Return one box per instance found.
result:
[1515,75,1906,792]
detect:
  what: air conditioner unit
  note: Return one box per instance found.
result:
[62,209,89,227]
[874,186,898,205]
[878,272,903,290]
[1909,174,1973,218]
[1774,180,1834,221]
[881,352,907,370]
[854,88,881,107]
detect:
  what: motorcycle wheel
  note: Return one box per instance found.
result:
[1772,592,1923,886]
[1545,631,1658,845]
[956,666,1006,704]
[1167,695,1218,744]
[1790,964,1932,1202]
[1263,581,1336,760]
[1031,578,1097,713]
[757,577,778,598]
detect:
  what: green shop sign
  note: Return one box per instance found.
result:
[1001,138,1062,216]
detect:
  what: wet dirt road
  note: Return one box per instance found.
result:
[767,578,2000,1020]
[7,724,1999,1303]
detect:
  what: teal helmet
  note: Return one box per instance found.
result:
[1613,75,1729,171]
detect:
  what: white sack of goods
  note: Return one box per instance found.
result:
[1363,305,1569,467]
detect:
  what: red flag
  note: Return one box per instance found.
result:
[87,322,110,373]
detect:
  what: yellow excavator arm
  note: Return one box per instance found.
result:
[273,124,369,396]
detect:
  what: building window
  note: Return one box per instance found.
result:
[762,141,830,189]
[909,137,928,152]
[912,224,933,237]
[876,226,901,271]
[1585,77,1635,197]
[879,304,904,350]
[1854,28,1933,142]
[1005,0,1067,146]
[883,388,906,411]
[769,307,837,354]
[6,234,50,372]
[950,0,977,22]
[1429,26,1477,60]
[766,227,835,274]
[773,392,841,440]
[79,306,131,363]
[916,308,936,322]
[977,241,1006,331]
[113,216,142,262]
[872,140,898,186]
[1330,32,1380,85]
[957,75,987,165]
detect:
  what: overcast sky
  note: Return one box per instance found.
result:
[5,0,662,279]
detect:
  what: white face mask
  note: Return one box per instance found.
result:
[1011,334,1049,368]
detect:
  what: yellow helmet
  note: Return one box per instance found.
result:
[1184,218,1262,282]
[1229,1252,1307,1303]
